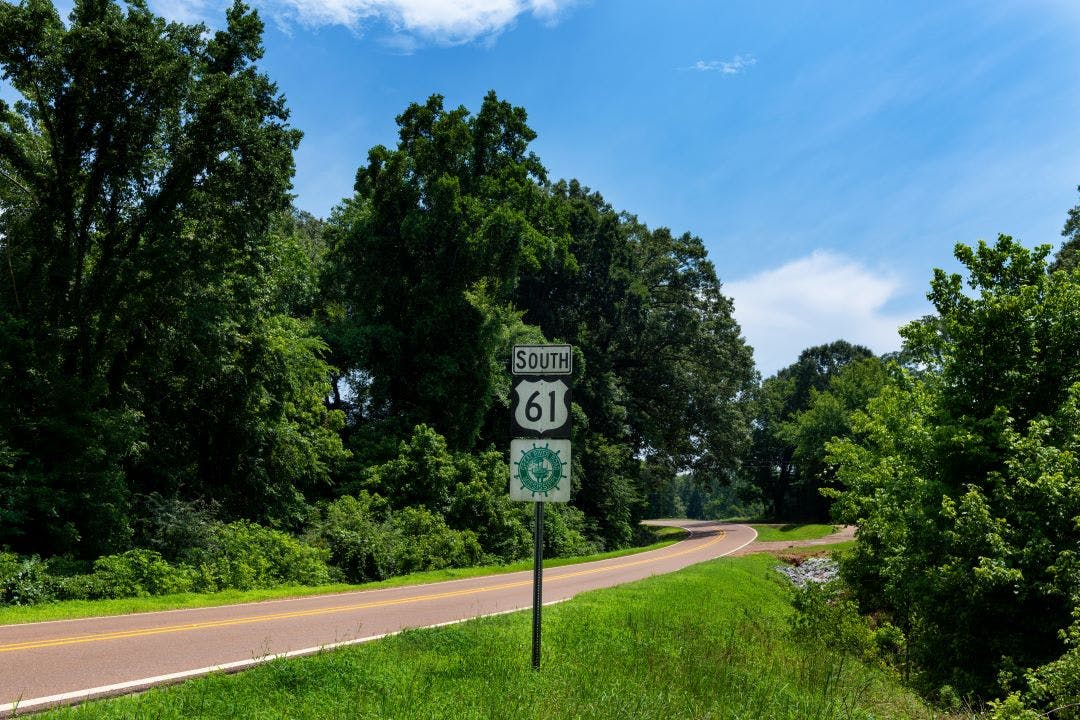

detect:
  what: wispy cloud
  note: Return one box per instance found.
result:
[150,0,576,44]
[725,251,921,376]
[687,54,757,74]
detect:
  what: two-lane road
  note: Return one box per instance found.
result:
[0,521,756,714]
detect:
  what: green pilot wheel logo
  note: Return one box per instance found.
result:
[514,443,567,497]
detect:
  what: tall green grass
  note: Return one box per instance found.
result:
[42,554,941,720]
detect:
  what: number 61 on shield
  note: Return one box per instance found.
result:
[510,377,571,438]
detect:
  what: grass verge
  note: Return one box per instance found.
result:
[0,529,689,626]
[39,554,940,720]
[751,523,837,542]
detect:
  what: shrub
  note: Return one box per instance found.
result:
[55,573,111,601]
[384,506,484,575]
[543,504,599,558]
[186,521,331,591]
[987,694,1042,720]
[363,425,457,513]
[0,552,18,583]
[90,549,194,598]
[447,449,531,563]
[132,495,221,561]
[998,618,1080,720]
[0,554,57,605]
[790,582,876,662]
[2,522,335,605]
[310,494,492,583]
[310,493,394,583]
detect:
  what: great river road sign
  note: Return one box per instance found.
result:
[510,439,571,502]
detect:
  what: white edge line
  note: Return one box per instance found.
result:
[0,599,572,715]
[1,519,738,715]
[721,524,758,556]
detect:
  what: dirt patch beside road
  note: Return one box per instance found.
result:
[731,524,855,556]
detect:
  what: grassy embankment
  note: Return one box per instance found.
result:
[0,528,689,626]
[750,523,837,542]
[39,551,940,720]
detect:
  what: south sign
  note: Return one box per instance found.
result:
[512,344,572,376]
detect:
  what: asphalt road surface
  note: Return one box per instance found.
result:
[0,520,756,714]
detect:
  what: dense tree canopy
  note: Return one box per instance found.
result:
[323,92,566,452]
[323,97,755,549]
[512,180,756,544]
[829,236,1080,701]
[784,356,889,495]
[0,0,343,556]
[0,0,758,570]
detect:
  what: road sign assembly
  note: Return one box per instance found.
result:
[510,344,573,670]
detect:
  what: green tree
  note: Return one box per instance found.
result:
[515,181,755,545]
[746,341,874,519]
[127,207,347,529]
[0,0,327,555]
[830,236,1080,700]
[325,92,565,452]
[781,356,889,515]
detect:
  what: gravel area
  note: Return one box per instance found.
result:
[776,557,839,588]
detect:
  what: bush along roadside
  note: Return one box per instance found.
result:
[0,506,623,610]
[0,509,501,607]
[0,522,332,604]
[780,556,1080,719]
[0,423,610,609]
[779,553,906,678]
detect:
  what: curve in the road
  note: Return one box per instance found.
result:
[0,520,756,715]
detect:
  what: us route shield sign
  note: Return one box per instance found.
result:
[510,377,571,438]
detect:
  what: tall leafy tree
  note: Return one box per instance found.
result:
[782,356,889,513]
[130,207,346,528]
[516,181,755,545]
[325,92,566,453]
[830,236,1080,700]
[0,0,318,555]
[745,340,873,519]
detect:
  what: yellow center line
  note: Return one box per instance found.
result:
[0,530,726,654]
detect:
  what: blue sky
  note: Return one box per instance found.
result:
[145,1,1080,373]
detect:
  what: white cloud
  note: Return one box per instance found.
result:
[150,0,575,43]
[725,251,921,376]
[688,54,757,74]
